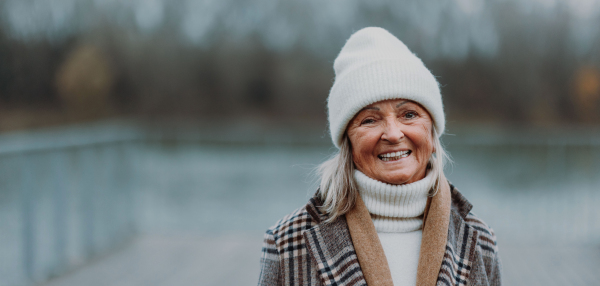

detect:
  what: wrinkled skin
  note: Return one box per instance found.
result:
[346,99,434,185]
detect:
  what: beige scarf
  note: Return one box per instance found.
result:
[346,174,452,285]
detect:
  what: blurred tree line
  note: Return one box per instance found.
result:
[0,0,599,130]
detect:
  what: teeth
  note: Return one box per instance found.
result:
[379,151,410,161]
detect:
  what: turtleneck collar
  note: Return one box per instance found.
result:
[354,169,433,233]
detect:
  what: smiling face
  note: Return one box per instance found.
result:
[346,99,434,185]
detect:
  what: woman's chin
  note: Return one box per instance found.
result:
[376,173,412,185]
[375,165,424,185]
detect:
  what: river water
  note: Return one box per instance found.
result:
[136,140,600,245]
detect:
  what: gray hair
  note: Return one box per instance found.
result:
[316,126,450,222]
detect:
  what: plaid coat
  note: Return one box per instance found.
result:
[258,185,501,286]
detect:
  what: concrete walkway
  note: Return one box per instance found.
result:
[40,234,600,286]
[39,234,263,286]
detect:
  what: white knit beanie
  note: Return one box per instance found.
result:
[327,27,445,148]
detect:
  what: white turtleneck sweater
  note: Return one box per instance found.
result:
[354,170,433,286]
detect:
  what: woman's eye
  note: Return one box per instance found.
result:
[361,118,375,125]
[404,112,417,119]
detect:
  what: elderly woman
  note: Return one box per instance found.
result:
[258,27,501,286]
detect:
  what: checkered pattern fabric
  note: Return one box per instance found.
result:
[437,217,478,286]
[436,187,502,286]
[258,197,365,286]
[258,187,501,286]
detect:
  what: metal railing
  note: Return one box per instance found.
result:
[0,122,143,286]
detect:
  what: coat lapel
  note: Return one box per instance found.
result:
[416,174,452,285]
[435,186,480,286]
[303,198,367,286]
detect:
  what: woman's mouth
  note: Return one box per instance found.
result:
[378,150,411,161]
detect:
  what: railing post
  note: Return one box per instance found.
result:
[20,154,35,281]
[126,141,139,235]
[81,147,96,258]
[53,151,68,273]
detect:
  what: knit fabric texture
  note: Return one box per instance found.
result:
[377,232,422,286]
[327,27,445,148]
[354,169,433,286]
[354,169,432,233]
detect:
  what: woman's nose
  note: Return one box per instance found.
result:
[381,119,404,143]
